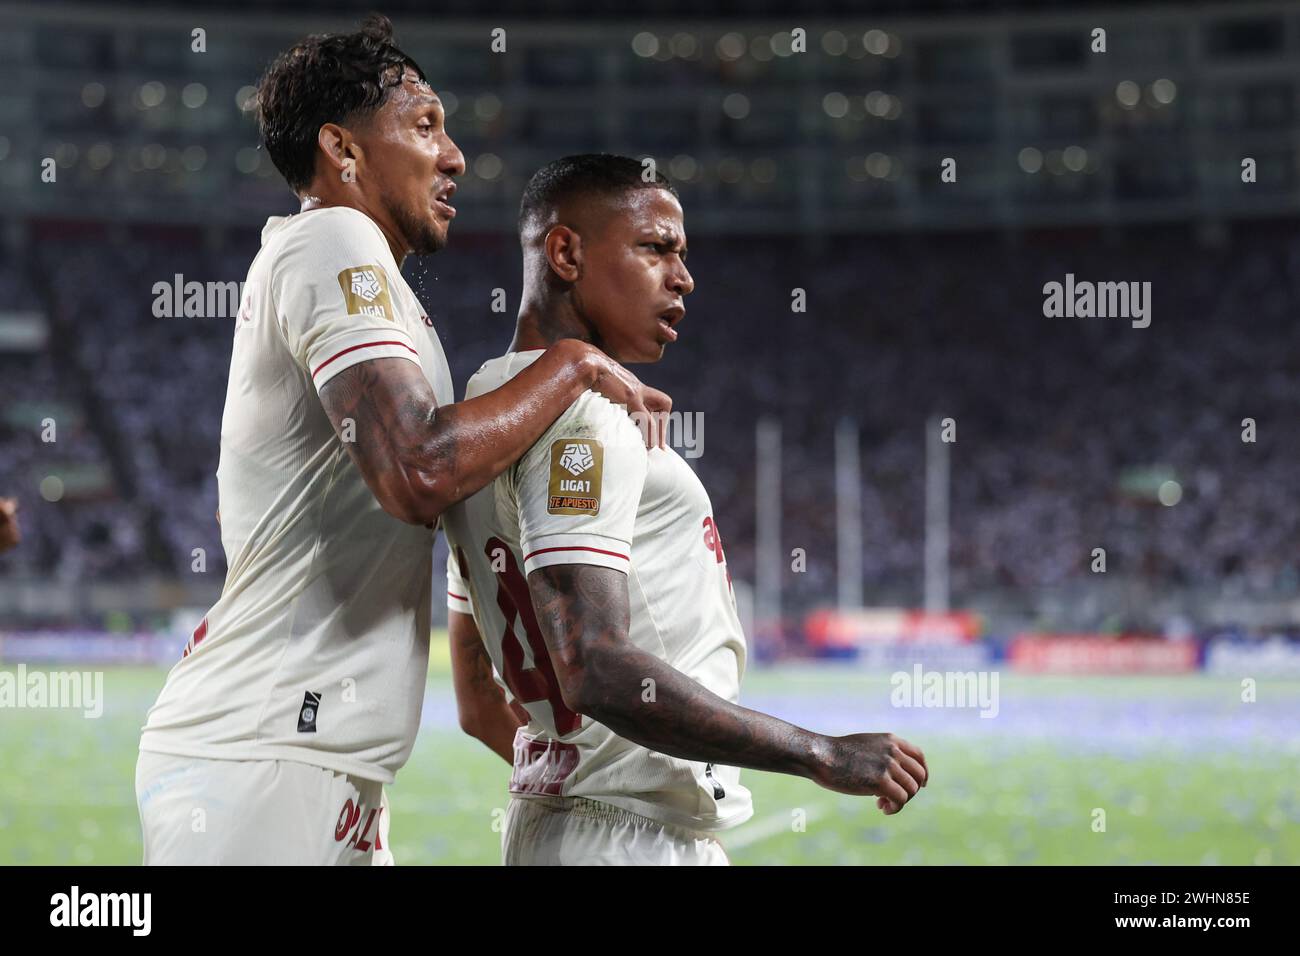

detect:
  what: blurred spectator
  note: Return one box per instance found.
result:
[0,498,19,553]
[6,220,1300,617]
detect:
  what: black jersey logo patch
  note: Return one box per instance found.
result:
[298,690,322,733]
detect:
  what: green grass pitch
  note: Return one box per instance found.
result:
[2,644,1296,865]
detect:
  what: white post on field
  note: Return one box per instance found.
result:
[835,418,863,610]
[755,418,782,636]
[924,415,950,612]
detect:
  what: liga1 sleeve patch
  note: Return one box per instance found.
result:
[336,265,395,320]
[548,439,603,515]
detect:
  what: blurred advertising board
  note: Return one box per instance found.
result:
[1204,637,1300,678]
[805,608,981,650]
[0,631,179,665]
[1008,635,1199,674]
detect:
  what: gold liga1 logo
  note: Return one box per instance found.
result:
[337,265,394,320]
[548,440,602,515]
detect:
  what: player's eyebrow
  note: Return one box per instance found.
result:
[406,95,446,123]
[648,228,687,260]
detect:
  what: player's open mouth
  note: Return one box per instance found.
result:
[658,305,684,342]
[432,182,457,219]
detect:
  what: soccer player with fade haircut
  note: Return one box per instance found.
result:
[442,154,929,866]
[134,18,668,866]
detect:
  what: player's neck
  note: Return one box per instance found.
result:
[298,192,409,267]
[512,297,598,355]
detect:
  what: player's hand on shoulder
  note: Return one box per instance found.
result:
[571,343,671,450]
[810,732,928,814]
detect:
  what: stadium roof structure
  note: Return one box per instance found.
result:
[3,0,1298,234]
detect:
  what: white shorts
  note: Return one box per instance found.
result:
[135,750,393,866]
[502,795,729,866]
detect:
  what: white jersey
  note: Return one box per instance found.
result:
[140,206,453,783]
[442,350,752,831]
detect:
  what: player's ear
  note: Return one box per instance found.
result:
[544,225,582,283]
[317,123,360,181]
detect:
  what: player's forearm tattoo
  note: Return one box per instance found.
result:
[452,618,522,762]
[318,350,603,522]
[529,564,818,780]
[459,628,499,691]
[320,359,465,508]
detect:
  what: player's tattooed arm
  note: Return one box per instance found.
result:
[449,610,522,763]
[318,343,671,526]
[528,564,930,812]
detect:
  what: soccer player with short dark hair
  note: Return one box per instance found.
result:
[136,17,667,865]
[443,154,929,865]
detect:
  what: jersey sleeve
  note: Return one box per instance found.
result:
[515,393,648,577]
[446,547,474,615]
[271,208,421,392]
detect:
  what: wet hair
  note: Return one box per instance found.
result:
[256,14,426,193]
[518,153,679,240]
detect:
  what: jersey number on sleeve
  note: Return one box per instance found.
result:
[484,537,582,736]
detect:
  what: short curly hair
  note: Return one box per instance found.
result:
[256,14,426,194]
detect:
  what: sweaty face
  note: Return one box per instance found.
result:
[356,69,465,255]
[571,189,694,364]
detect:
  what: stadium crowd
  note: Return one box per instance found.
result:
[4,220,1299,614]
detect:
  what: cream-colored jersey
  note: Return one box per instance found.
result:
[442,350,752,831]
[140,206,453,783]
